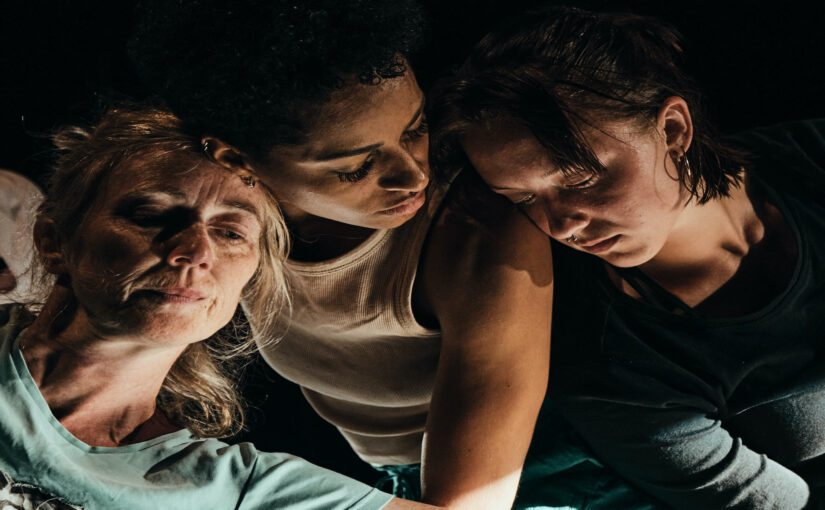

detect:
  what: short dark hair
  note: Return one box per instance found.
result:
[129,0,427,161]
[430,6,748,204]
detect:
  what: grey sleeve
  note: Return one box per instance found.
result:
[560,390,812,509]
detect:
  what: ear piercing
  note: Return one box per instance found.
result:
[675,148,692,179]
[202,140,256,188]
[566,234,578,243]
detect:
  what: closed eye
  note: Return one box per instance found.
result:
[514,192,537,205]
[403,117,428,141]
[335,154,377,183]
[564,173,598,189]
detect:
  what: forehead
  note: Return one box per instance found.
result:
[462,119,555,178]
[105,150,206,192]
[101,150,261,213]
[276,71,424,161]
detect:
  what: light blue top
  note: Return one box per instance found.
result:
[0,304,393,510]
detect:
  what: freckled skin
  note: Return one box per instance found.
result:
[261,71,430,231]
[66,153,263,345]
[463,118,687,267]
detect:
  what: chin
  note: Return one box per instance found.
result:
[596,242,655,268]
[116,307,218,345]
[377,214,418,229]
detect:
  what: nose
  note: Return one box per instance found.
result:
[377,150,429,193]
[166,224,214,270]
[542,201,589,241]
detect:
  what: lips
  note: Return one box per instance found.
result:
[378,191,426,216]
[140,286,207,304]
[577,235,621,254]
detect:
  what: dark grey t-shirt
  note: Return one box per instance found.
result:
[550,120,825,510]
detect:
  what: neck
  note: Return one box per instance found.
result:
[648,178,762,270]
[280,203,375,262]
[634,176,766,306]
[19,286,185,446]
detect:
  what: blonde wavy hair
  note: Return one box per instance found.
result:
[43,106,290,438]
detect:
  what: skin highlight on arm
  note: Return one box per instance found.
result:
[416,187,554,510]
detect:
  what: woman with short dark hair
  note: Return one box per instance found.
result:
[432,6,825,509]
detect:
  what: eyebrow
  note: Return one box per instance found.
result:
[313,96,426,162]
[486,164,562,191]
[221,200,262,223]
[118,191,262,223]
[315,142,383,162]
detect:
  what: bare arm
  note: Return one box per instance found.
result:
[417,193,554,510]
[384,497,444,509]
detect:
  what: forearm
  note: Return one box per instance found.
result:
[421,364,546,509]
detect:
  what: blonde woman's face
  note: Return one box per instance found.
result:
[65,153,264,344]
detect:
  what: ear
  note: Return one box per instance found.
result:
[657,96,694,157]
[201,137,258,174]
[33,217,68,275]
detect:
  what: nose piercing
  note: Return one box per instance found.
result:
[566,234,578,243]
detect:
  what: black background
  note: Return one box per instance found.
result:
[1,0,824,484]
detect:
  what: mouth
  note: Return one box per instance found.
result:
[378,191,426,216]
[139,287,208,304]
[577,235,621,254]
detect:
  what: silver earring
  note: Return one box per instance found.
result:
[677,149,692,180]
[202,140,216,162]
[566,234,578,243]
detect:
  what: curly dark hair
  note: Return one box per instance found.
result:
[129,0,427,161]
[430,6,749,205]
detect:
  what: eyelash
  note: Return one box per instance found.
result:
[403,118,429,141]
[129,210,165,227]
[336,155,376,183]
[516,193,537,205]
[564,173,597,189]
[334,117,426,184]
[215,228,245,243]
[512,174,597,205]
[129,212,248,243]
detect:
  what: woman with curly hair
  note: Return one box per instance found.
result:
[129,1,564,509]
[0,106,435,510]
[431,6,825,509]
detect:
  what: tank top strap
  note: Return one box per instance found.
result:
[611,266,697,317]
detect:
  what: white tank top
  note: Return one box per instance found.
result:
[258,183,450,465]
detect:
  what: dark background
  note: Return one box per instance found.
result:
[1,0,824,484]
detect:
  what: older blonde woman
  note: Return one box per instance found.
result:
[0,107,435,510]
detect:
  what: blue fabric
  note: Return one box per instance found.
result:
[373,404,661,509]
[0,305,393,510]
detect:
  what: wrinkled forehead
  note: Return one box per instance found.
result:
[99,149,207,200]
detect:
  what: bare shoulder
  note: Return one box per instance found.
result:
[421,176,554,306]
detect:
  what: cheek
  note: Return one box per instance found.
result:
[69,226,156,300]
[215,250,260,303]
